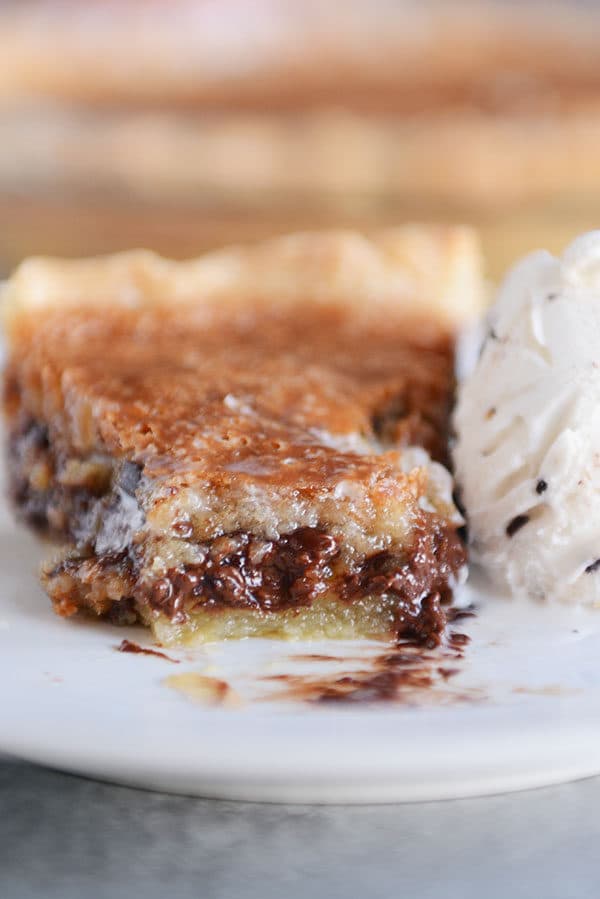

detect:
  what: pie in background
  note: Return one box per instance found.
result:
[1,2,600,276]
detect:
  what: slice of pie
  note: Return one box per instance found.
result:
[2,227,483,645]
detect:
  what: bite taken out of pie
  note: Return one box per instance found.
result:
[2,227,483,646]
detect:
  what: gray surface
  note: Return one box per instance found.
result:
[1,759,599,898]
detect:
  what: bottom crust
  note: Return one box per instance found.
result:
[43,551,449,646]
[147,594,447,646]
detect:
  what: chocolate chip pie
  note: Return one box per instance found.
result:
[2,227,483,644]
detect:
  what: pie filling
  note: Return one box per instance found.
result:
[8,415,466,645]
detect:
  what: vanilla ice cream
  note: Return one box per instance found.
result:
[454,231,600,604]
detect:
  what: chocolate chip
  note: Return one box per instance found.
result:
[287,528,338,561]
[535,479,548,495]
[212,565,251,602]
[118,461,142,496]
[585,559,600,574]
[371,395,407,441]
[485,407,496,420]
[150,577,173,606]
[506,514,529,537]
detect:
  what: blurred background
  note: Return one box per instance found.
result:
[2,0,600,278]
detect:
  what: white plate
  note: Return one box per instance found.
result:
[2,495,600,803]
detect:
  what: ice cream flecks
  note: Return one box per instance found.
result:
[454,231,600,604]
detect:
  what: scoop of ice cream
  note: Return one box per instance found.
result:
[453,231,600,604]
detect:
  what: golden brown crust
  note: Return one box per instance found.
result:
[2,227,483,334]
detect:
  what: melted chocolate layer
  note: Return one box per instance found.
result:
[145,523,464,639]
[44,518,464,646]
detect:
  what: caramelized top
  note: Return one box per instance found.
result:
[6,302,456,547]
[9,301,451,462]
